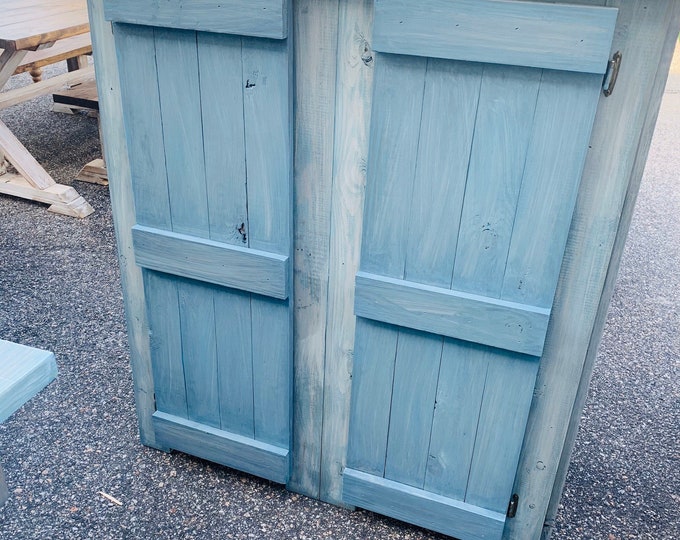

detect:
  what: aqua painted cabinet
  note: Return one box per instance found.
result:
[104,1,294,483]
[94,0,680,539]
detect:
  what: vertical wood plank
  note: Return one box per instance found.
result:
[289,0,339,498]
[405,59,482,287]
[425,342,489,500]
[113,23,171,229]
[359,53,426,277]
[178,281,220,428]
[465,353,538,512]
[251,298,291,447]
[88,0,160,448]
[154,28,209,237]
[501,70,602,307]
[197,32,249,245]
[320,0,374,504]
[452,65,541,297]
[384,330,441,488]
[345,319,398,476]
[242,33,293,451]
[143,271,186,419]
[214,289,254,438]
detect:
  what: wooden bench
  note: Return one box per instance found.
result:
[0,339,57,506]
[9,32,92,83]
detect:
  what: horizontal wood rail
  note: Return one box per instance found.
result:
[354,271,550,356]
[132,225,290,300]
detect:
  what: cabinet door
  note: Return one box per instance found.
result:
[343,1,617,538]
[104,0,293,484]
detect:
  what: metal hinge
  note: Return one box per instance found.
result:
[507,493,519,518]
[602,51,622,97]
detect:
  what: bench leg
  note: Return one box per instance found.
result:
[29,67,43,83]
[0,464,8,506]
[66,55,89,72]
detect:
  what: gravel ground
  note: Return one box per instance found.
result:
[0,61,678,539]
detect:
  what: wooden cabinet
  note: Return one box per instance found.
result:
[90,1,680,538]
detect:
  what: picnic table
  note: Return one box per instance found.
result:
[0,0,94,217]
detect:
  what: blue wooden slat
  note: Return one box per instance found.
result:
[113,23,170,229]
[360,54,425,277]
[0,340,57,423]
[197,32,249,245]
[404,58,482,287]
[345,319,398,476]
[343,468,506,540]
[177,281,219,428]
[143,271,187,419]
[373,0,617,74]
[251,298,291,448]
[354,272,549,357]
[153,412,289,484]
[214,289,254,438]
[104,0,288,40]
[154,28,209,238]
[452,65,541,299]
[465,354,539,512]
[132,225,289,299]
[384,330,441,488]
[241,36,293,452]
[501,71,603,307]
[425,342,489,501]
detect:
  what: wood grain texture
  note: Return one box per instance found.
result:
[153,411,289,484]
[319,0,374,505]
[355,272,550,357]
[345,319,397,477]
[289,0,339,499]
[104,0,287,40]
[504,2,680,537]
[143,272,186,419]
[0,340,57,423]
[178,281,220,428]
[373,0,617,74]
[88,0,159,448]
[114,23,171,229]
[132,225,289,299]
[344,468,506,540]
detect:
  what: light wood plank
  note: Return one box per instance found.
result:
[132,225,289,300]
[355,272,550,357]
[143,272,186,419]
[319,0,374,505]
[104,0,287,40]
[344,468,506,540]
[373,0,617,74]
[12,33,92,74]
[0,120,54,189]
[289,0,339,499]
[452,64,541,298]
[153,412,289,484]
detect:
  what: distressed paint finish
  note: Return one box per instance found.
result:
[343,1,617,537]
[108,0,294,484]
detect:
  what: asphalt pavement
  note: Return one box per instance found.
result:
[0,60,678,539]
